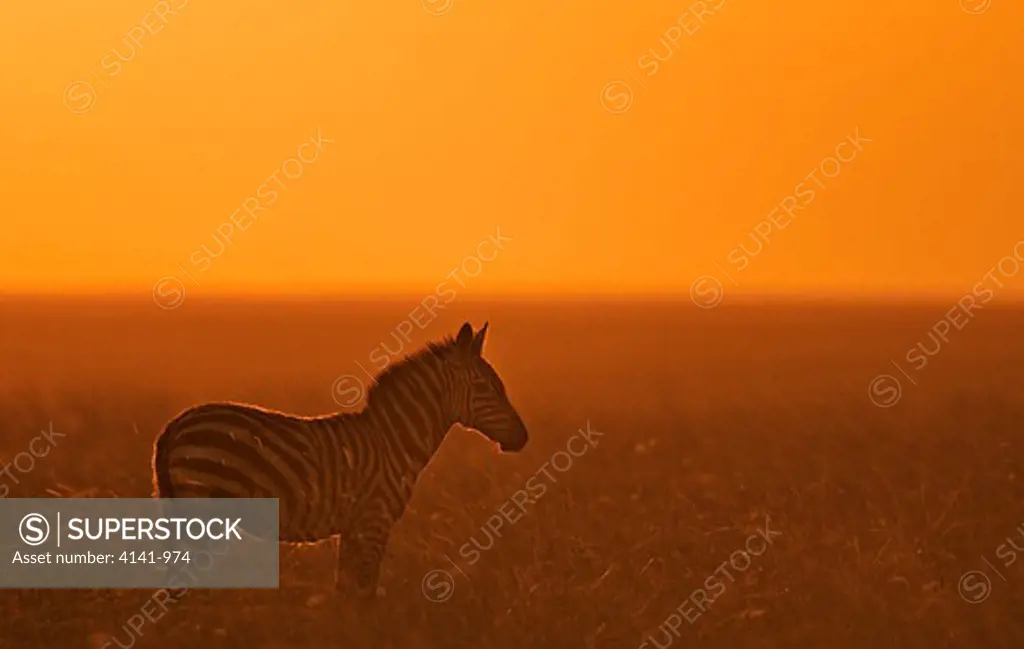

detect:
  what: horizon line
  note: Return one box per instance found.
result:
[4,289,1024,304]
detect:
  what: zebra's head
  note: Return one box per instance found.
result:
[451,322,528,452]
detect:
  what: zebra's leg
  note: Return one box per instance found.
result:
[332,534,346,591]
[336,504,392,599]
[334,529,366,594]
[352,526,392,598]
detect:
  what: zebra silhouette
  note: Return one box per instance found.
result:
[151,322,528,597]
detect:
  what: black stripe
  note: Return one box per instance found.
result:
[393,377,435,458]
[212,410,317,483]
[318,419,338,531]
[190,410,315,491]
[378,391,419,463]
[405,360,445,426]
[172,428,299,516]
[166,456,264,497]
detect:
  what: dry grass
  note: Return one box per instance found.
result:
[2,298,1024,648]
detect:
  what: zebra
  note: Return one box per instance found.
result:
[151,321,528,598]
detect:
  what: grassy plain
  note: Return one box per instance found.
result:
[1,297,1023,648]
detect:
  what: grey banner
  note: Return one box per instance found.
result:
[0,499,279,588]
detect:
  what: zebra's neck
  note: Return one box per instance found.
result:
[360,350,461,475]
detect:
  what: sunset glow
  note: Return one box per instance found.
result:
[2,0,1021,298]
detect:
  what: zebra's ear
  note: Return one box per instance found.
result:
[470,321,488,356]
[455,322,474,353]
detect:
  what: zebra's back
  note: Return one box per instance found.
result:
[152,401,365,543]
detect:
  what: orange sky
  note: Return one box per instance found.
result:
[1,0,1021,297]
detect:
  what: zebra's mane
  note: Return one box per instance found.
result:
[364,335,457,407]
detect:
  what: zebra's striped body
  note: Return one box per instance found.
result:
[152,322,527,596]
[153,403,394,543]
